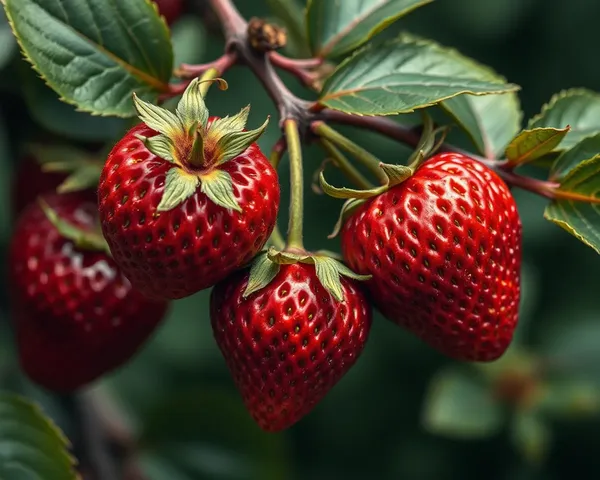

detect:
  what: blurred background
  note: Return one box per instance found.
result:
[1,0,599,479]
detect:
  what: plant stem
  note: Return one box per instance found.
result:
[176,52,237,79]
[319,138,374,189]
[268,138,287,250]
[312,121,387,184]
[284,119,305,250]
[208,0,246,40]
[269,52,319,88]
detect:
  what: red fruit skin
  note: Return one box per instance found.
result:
[154,0,183,25]
[98,122,280,300]
[341,153,522,362]
[210,263,372,432]
[10,192,169,392]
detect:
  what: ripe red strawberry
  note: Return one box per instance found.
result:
[10,192,169,392]
[210,261,372,432]
[340,152,522,361]
[154,0,183,25]
[99,79,279,300]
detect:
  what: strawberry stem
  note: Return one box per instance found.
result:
[284,119,305,250]
[268,139,287,250]
[311,121,387,185]
[319,138,374,189]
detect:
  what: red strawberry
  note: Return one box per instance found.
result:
[210,259,372,432]
[340,152,522,361]
[98,79,279,300]
[10,192,169,392]
[13,155,66,216]
[154,0,183,25]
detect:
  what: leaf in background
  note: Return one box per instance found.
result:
[421,367,504,439]
[550,133,600,181]
[0,394,79,479]
[306,0,433,59]
[505,127,570,166]
[5,0,173,117]
[0,7,16,69]
[267,0,311,58]
[20,65,128,142]
[441,62,522,159]
[544,156,600,253]
[139,388,289,480]
[528,89,600,150]
[510,411,551,466]
[319,34,519,115]
[539,382,600,419]
[171,16,207,67]
[0,112,10,241]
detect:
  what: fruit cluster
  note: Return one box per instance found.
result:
[9,79,522,432]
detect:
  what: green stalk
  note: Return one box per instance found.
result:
[284,120,305,250]
[312,121,387,184]
[200,67,222,97]
[267,140,287,250]
[319,139,374,189]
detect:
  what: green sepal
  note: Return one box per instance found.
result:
[312,255,371,302]
[176,77,210,133]
[135,134,176,163]
[39,199,110,254]
[157,167,200,212]
[133,92,182,137]
[209,105,251,139]
[243,252,281,298]
[200,169,242,212]
[213,117,270,166]
[266,247,311,264]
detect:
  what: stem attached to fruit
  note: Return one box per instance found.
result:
[284,119,305,250]
[312,121,387,184]
[268,139,287,250]
[319,138,374,189]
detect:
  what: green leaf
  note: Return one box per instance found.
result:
[266,0,310,58]
[139,388,289,480]
[243,253,281,298]
[0,7,16,69]
[306,0,433,59]
[5,0,173,117]
[510,411,551,466]
[544,156,600,253]
[528,89,600,150]
[200,169,242,212]
[441,66,522,158]
[157,168,200,212]
[0,394,79,479]
[214,117,270,165]
[505,127,570,166]
[319,34,519,116]
[550,133,600,181]
[421,367,504,439]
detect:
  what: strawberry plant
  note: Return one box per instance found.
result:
[1,0,600,478]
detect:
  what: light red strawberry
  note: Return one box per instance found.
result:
[210,254,372,432]
[10,192,169,392]
[98,79,280,300]
[339,152,522,361]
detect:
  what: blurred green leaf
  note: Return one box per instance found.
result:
[0,394,79,479]
[306,0,432,58]
[0,112,10,241]
[5,0,173,117]
[139,388,289,480]
[171,16,207,67]
[528,89,600,150]
[544,156,600,253]
[0,8,16,69]
[510,410,551,466]
[505,127,570,166]
[422,367,504,439]
[550,133,600,181]
[319,34,519,115]
[539,382,600,419]
[267,0,311,58]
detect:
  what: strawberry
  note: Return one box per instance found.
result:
[210,253,372,432]
[98,79,279,300]
[338,152,521,361]
[10,192,169,392]
[154,0,183,25]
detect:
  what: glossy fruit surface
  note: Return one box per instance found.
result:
[341,152,522,361]
[210,262,372,432]
[98,121,280,300]
[10,192,169,391]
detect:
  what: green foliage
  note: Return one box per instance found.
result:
[4,0,173,117]
[319,34,518,115]
[505,127,570,166]
[550,133,600,180]
[0,394,79,479]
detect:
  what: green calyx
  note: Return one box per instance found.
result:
[132,77,270,213]
[39,199,110,254]
[243,247,371,302]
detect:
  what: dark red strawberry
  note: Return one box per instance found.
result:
[98,79,279,300]
[340,152,521,361]
[210,259,372,432]
[154,0,183,25]
[10,192,169,392]
[13,155,67,216]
